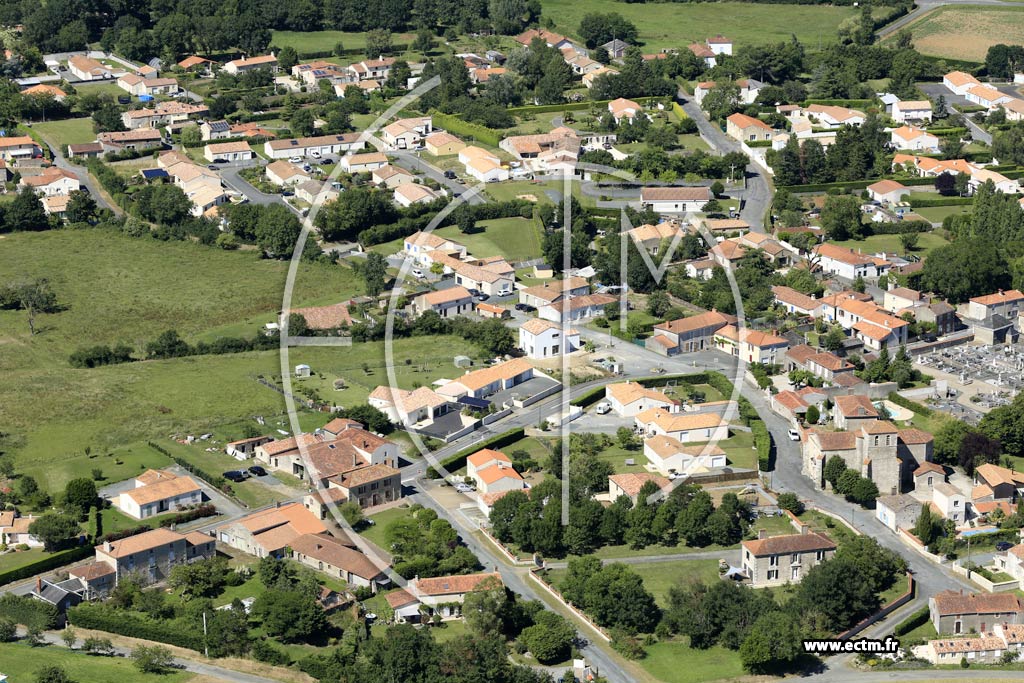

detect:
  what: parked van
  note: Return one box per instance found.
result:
[595,401,612,415]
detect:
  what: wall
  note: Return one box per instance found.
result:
[950,563,1021,593]
[528,568,611,643]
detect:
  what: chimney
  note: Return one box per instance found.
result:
[758,529,768,540]
[103,540,112,553]
[36,576,42,593]
[801,524,809,535]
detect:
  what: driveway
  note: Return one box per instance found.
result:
[389,149,484,205]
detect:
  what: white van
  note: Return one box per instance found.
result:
[595,401,612,415]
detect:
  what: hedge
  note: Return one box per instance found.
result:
[908,197,972,208]
[505,96,662,117]
[0,545,94,588]
[868,220,931,235]
[802,99,875,108]
[893,605,930,637]
[781,176,937,193]
[0,593,60,629]
[571,386,608,408]
[746,140,773,148]
[439,427,526,472]
[429,111,503,147]
[672,102,688,120]
[752,419,771,472]
[68,603,206,651]
[924,127,967,138]
[887,392,932,417]
[290,43,410,60]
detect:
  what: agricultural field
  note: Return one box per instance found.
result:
[891,5,1024,62]
[539,0,863,52]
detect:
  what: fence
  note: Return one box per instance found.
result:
[478,526,533,566]
[949,563,1020,593]
[528,568,612,643]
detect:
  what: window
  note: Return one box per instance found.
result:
[791,567,800,580]
[873,436,879,446]
[791,553,799,564]
[769,555,778,567]
[816,550,825,561]
[767,570,779,581]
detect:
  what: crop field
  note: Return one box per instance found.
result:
[892,6,1024,62]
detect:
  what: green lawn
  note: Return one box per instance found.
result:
[369,217,543,263]
[271,30,415,55]
[831,231,950,258]
[358,504,416,552]
[0,641,194,683]
[0,547,47,573]
[639,639,748,683]
[33,117,98,147]
[628,559,723,606]
[540,0,863,51]
[913,205,971,224]
[717,430,757,471]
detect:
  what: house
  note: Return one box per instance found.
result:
[203,141,253,162]
[608,98,642,123]
[515,28,574,51]
[403,231,467,266]
[93,528,215,584]
[634,409,728,442]
[165,161,220,193]
[368,385,451,426]
[966,290,1024,322]
[393,183,441,207]
[118,75,179,96]
[713,325,789,364]
[538,293,617,324]
[68,55,114,81]
[473,459,525,495]
[943,71,981,96]
[97,128,163,153]
[223,54,278,75]
[801,104,866,128]
[605,382,678,417]
[405,572,504,619]
[121,101,209,129]
[741,528,836,587]
[266,160,311,186]
[425,131,465,156]
[875,493,923,532]
[0,135,40,161]
[706,35,732,55]
[564,53,602,76]
[608,473,671,505]
[687,43,717,68]
[381,116,433,150]
[471,66,507,83]
[346,57,397,81]
[1000,98,1024,122]
[295,180,338,205]
[772,285,821,317]
[264,133,364,159]
[966,85,1013,110]
[226,435,274,460]
[290,533,389,592]
[867,179,910,205]
[177,55,213,73]
[710,240,745,267]
[974,463,1024,501]
[115,469,203,520]
[833,395,879,430]
[914,461,946,492]
[726,113,773,143]
[685,258,716,281]
[0,513,42,548]
[646,311,737,356]
[201,120,232,141]
[892,99,933,123]
[412,286,474,318]
[930,590,1024,635]
[813,244,890,280]
[694,80,762,106]
[67,561,117,599]
[883,287,924,313]
[602,38,630,58]
[518,318,580,360]
[66,142,103,159]
[217,502,327,558]
[966,166,1020,195]
[643,436,727,477]
[922,636,1009,665]
[19,167,80,196]
[518,277,590,308]
[465,155,509,183]
[640,186,712,214]
[995,544,1024,582]
[230,122,277,139]
[22,83,67,101]
[436,357,537,401]
[891,126,940,152]
[932,482,967,524]
[582,65,618,88]
[451,259,514,297]
[627,221,684,254]
[372,165,415,188]
[341,152,389,173]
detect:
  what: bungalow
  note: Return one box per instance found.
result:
[264,133,364,159]
[608,473,671,505]
[640,186,712,214]
[645,310,737,356]
[177,55,213,73]
[693,79,762,106]
[203,141,253,162]
[643,436,727,477]
[634,408,728,442]
[813,243,890,280]
[966,85,1013,110]
[187,185,229,217]
[0,513,42,548]
[452,260,514,297]
[608,98,642,123]
[605,381,677,417]
[518,317,580,359]
[295,180,338,205]
[22,83,67,101]
[875,493,923,532]
[713,325,789,364]
[930,590,1024,635]
[372,164,415,188]
[66,142,103,159]
[223,54,278,75]
[425,131,465,156]
[381,116,433,150]
[394,183,442,207]
[685,258,716,281]
[118,75,179,96]
[943,71,981,96]
[1001,98,1024,122]
[804,104,866,128]
[0,135,40,161]
[892,99,933,124]
[20,167,80,196]
[43,194,71,218]
[368,385,451,426]
[266,160,311,186]
[966,166,1020,195]
[515,28,574,51]
[68,55,115,81]
[97,129,163,153]
[867,179,911,205]
[290,532,388,592]
[891,126,940,152]
[582,65,618,88]
[93,528,215,585]
[165,161,220,194]
[741,528,836,587]
[538,293,617,324]
[115,469,203,520]
[471,66,507,83]
[436,357,536,401]
[473,459,526,495]
[519,277,590,308]
[217,502,327,559]
[465,155,509,183]
[565,53,602,76]
[726,113,773,143]
[412,286,474,318]
[341,151,389,173]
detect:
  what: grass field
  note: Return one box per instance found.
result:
[639,639,747,683]
[891,5,1024,62]
[359,504,415,551]
[34,117,98,147]
[270,30,416,56]
[913,205,971,224]
[369,217,543,263]
[831,231,950,258]
[0,641,194,683]
[539,0,861,51]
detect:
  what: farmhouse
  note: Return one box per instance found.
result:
[217,502,327,559]
[290,533,389,592]
[93,528,215,584]
[929,590,1024,635]
[741,529,836,587]
[115,469,203,520]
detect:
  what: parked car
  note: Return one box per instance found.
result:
[788,429,801,441]
[602,142,612,149]
[475,293,489,302]
[223,470,248,482]
[467,289,481,297]
[207,165,218,170]
[411,268,424,278]
[319,159,331,165]
[310,150,322,159]
[996,541,1014,552]
[595,401,612,415]
[288,156,302,164]
[248,465,268,477]
[454,483,474,493]
[443,170,457,179]
[514,303,536,313]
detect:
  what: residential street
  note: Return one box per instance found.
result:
[389,149,485,205]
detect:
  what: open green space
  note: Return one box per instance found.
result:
[629,559,723,606]
[539,0,862,52]
[358,504,415,552]
[913,205,971,224]
[33,117,98,147]
[831,231,950,258]
[369,217,543,263]
[0,547,47,573]
[887,5,1024,62]
[271,30,416,56]
[0,641,194,683]
[639,639,748,683]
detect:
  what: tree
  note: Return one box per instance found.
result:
[934,171,956,196]
[27,513,80,551]
[462,576,506,636]
[921,239,1011,304]
[338,500,364,526]
[776,492,804,515]
[81,637,114,655]
[256,204,303,257]
[63,478,97,517]
[413,27,433,54]
[913,504,939,545]
[363,252,387,297]
[0,618,15,642]
[520,611,575,663]
[251,590,328,642]
[823,455,847,489]
[646,290,670,318]
[701,199,722,215]
[64,190,97,224]
[277,46,299,72]
[677,490,714,547]
[61,626,77,649]
[577,12,639,49]
[11,278,58,336]
[820,194,864,241]
[805,404,820,425]
[168,556,229,600]
[34,666,72,683]
[739,611,802,674]
[7,187,49,232]
[366,29,393,57]
[290,108,315,137]
[131,645,174,674]
[337,404,393,434]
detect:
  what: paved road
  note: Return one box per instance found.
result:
[33,129,118,213]
[389,149,484,205]
[678,94,772,231]
[219,162,294,208]
[876,0,1023,39]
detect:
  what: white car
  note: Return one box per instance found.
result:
[594,401,612,415]
[310,150,322,159]
[454,483,474,493]
[288,156,302,164]
[411,268,424,279]
[788,428,801,441]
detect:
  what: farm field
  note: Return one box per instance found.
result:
[33,117,98,147]
[890,6,1024,62]
[539,0,862,52]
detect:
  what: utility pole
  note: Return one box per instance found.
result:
[202,611,209,657]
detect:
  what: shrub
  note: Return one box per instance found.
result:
[68,604,205,652]
[777,493,804,515]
